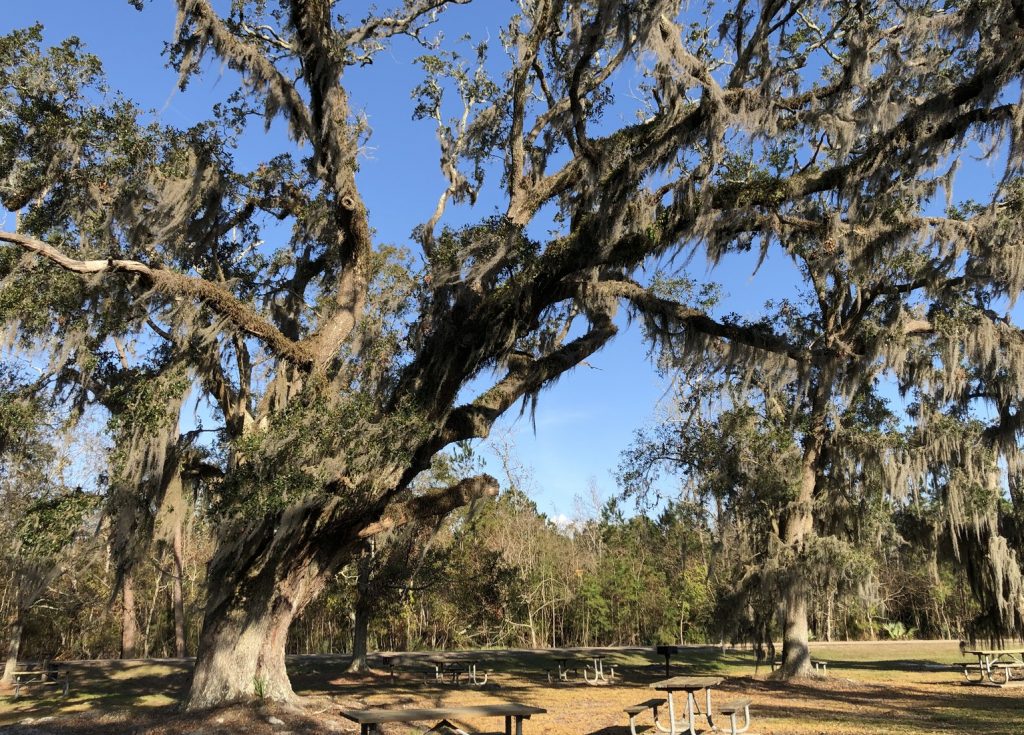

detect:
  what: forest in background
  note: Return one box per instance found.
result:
[0,419,982,665]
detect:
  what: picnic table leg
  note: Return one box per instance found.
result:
[667,691,678,735]
[651,704,667,735]
[962,662,985,683]
[703,687,714,730]
[515,715,525,735]
[505,715,512,735]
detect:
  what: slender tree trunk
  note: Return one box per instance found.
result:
[780,583,811,677]
[347,549,372,674]
[776,420,823,679]
[825,590,833,642]
[348,596,371,673]
[172,520,187,658]
[2,611,24,684]
[121,569,140,659]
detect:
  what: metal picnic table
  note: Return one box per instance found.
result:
[550,652,614,684]
[428,656,489,685]
[961,648,1024,685]
[649,675,723,735]
[582,653,613,684]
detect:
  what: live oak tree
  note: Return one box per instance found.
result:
[621,172,1024,677]
[3,0,1024,705]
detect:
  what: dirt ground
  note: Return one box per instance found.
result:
[0,642,1020,735]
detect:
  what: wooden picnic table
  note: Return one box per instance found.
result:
[962,648,1024,685]
[650,675,723,735]
[340,703,545,735]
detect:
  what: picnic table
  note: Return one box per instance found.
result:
[550,656,576,682]
[10,661,70,699]
[582,653,613,684]
[428,657,489,686]
[549,653,614,684]
[379,654,488,685]
[649,675,723,735]
[340,703,545,735]
[961,648,1024,685]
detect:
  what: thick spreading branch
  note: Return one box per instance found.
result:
[358,473,499,538]
[0,231,313,367]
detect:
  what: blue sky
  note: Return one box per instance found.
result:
[2,2,1007,520]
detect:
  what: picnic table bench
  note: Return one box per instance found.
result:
[10,661,70,699]
[340,703,546,735]
[624,697,666,735]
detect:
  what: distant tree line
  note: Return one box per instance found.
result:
[0,413,984,665]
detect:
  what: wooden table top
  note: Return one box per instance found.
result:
[963,648,1024,656]
[340,704,546,724]
[650,676,723,691]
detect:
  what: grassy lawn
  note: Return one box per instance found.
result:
[0,641,1019,734]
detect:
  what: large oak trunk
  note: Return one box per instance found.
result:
[187,577,299,708]
[185,501,356,710]
[184,476,495,709]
